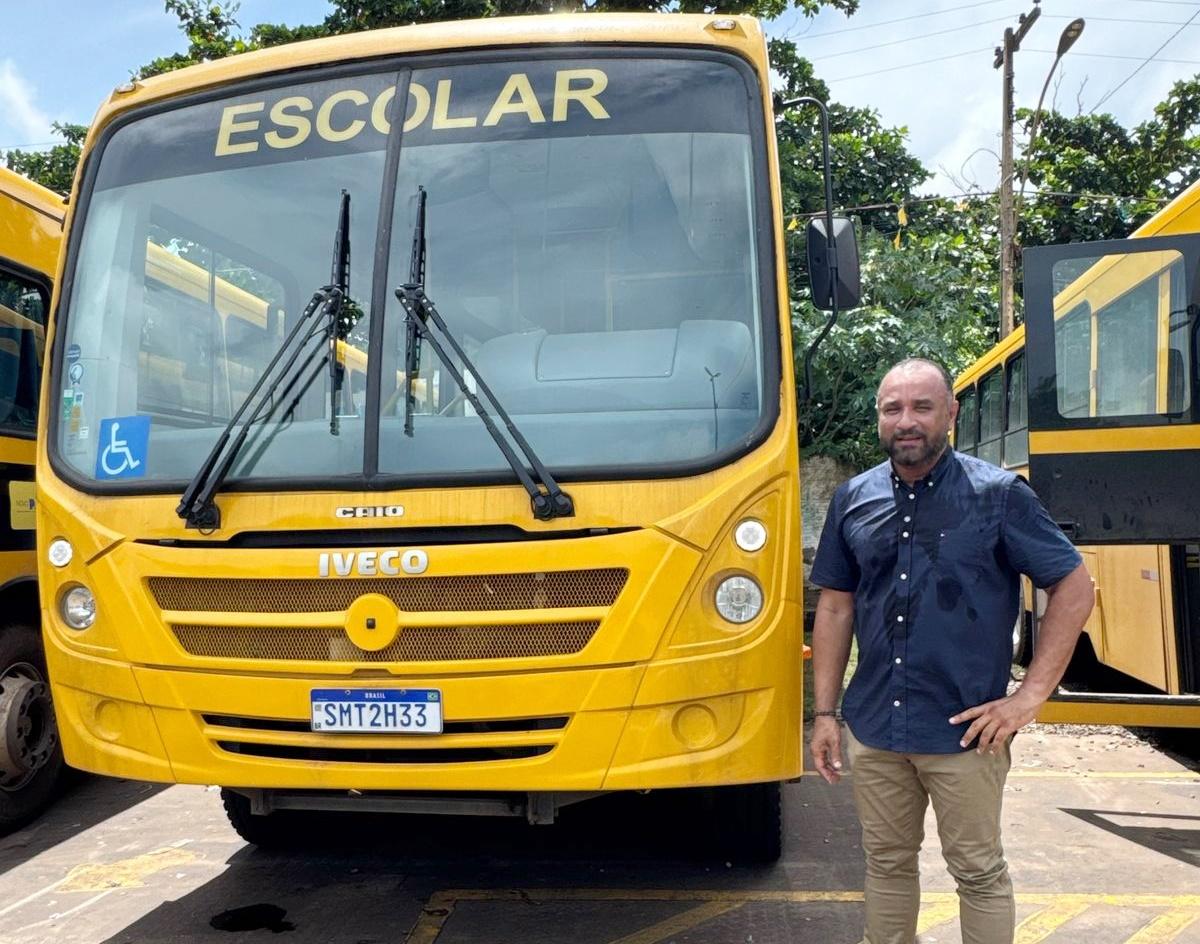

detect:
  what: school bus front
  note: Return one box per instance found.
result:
[36,16,801,856]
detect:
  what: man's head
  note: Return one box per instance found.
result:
[876,358,958,474]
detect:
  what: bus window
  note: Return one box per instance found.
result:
[0,270,48,435]
[1054,302,1090,418]
[954,387,977,456]
[1167,259,1191,414]
[139,225,286,425]
[977,369,1003,466]
[1004,353,1028,468]
[1096,277,1159,416]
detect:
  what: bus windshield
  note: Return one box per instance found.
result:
[53,52,771,489]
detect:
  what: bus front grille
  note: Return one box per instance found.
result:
[171,621,601,662]
[149,569,628,614]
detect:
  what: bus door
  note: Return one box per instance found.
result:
[1023,235,1200,721]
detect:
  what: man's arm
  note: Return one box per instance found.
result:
[951,562,1094,753]
[810,587,855,783]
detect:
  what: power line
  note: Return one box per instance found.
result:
[1091,8,1200,113]
[806,16,1013,61]
[829,47,994,83]
[795,0,1008,40]
[1028,47,1200,65]
[1044,13,1200,27]
[0,141,58,151]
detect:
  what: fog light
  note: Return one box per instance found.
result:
[61,585,96,629]
[714,575,763,624]
[48,538,74,568]
[734,519,768,552]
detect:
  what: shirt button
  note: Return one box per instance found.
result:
[902,531,910,538]
[908,493,915,500]
[896,615,904,623]
[900,573,908,580]
[895,657,902,664]
[893,700,901,707]
[904,516,911,523]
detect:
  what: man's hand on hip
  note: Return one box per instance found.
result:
[950,688,1041,754]
[810,716,844,783]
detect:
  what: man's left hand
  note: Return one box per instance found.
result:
[950,689,1042,754]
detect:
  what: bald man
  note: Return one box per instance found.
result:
[809,357,1094,944]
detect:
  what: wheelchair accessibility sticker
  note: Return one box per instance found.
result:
[95,416,150,479]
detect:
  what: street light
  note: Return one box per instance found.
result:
[1017,18,1085,205]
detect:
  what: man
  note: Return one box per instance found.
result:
[808,357,1094,944]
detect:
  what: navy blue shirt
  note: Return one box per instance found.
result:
[810,448,1082,754]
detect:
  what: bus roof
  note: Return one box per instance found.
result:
[84,14,768,142]
[0,166,66,223]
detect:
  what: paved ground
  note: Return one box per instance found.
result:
[0,724,1197,944]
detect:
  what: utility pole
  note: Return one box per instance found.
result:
[995,1,1041,339]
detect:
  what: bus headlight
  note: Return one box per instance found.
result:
[714,575,763,624]
[48,538,74,568]
[61,585,97,629]
[734,519,768,552]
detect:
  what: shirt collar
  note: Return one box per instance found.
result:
[889,446,954,492]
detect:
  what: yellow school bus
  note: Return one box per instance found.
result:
[37,15,811,859]
[955,179,1200,727]
[0,167,65,832]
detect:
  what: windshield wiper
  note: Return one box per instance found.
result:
[176,191,351,531]
[395,186,574,521]
[329,190,350,436]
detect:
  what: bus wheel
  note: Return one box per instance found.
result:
[1012,611,1033,669]
[221,789,295,848]
[712,781,783,865]
[0,622,65,835]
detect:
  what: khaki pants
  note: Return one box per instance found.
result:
[845,729,1015,944]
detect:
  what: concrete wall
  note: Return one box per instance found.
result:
[800,455,859,614]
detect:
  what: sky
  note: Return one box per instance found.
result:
[3,0,1199,195]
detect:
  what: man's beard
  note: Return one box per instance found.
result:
[882,428,948,468]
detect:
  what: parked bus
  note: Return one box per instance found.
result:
[0,166,66,832]
[36,15,848,859]
[954,178,1200,727]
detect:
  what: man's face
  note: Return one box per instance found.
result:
[876,366,958,469]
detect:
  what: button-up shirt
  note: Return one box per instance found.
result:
[810,448,1082,754]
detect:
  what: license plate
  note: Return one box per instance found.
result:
[310,688,443,734]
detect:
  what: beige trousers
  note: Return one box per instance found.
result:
[845,729,1015,944]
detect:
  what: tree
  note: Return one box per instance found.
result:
[1016,74,1200,249]
[3,123,87,195]
[138,0,858,78]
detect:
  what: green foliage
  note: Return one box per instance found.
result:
[2,122,87,195]
[1016,75,1200,249]
[794,222,998,467]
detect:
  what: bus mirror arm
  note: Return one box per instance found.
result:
[773,95,862,402]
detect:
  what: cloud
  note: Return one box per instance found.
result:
[0,59,54,144]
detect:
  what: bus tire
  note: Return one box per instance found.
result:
[713,781,783,865]
[0,621,65,836]
[220,789,295,848]
[1012,611,1034,669]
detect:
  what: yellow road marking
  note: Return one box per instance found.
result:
[403,890,1200,943]
[58,846,198,893]
[606,902,743,944]
[406,891,457,944]
[1126,910,1200,943]
[1015,901,1090,943]
[914,898,960,935]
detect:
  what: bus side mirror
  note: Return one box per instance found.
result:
[807,216,861,312]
